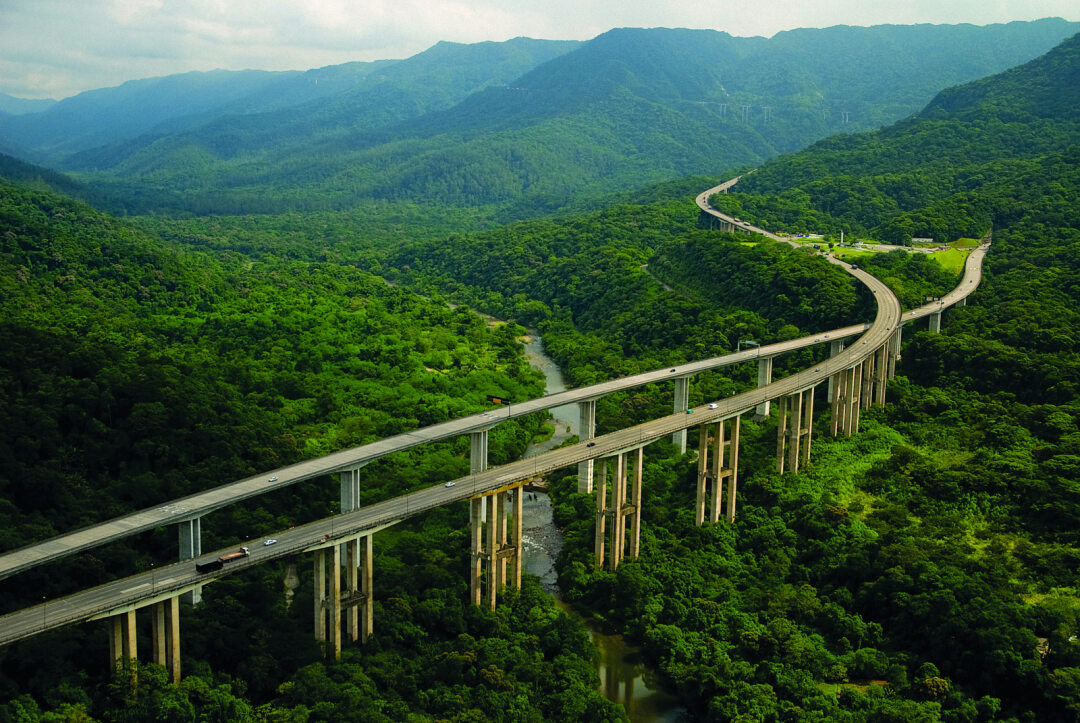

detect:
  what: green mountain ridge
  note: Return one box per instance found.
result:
[16,20,1078,217]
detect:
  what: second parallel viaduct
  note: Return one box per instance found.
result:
[0,179,986,682]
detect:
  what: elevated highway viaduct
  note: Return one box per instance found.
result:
[0,181,986,678]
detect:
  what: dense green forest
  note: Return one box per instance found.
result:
[527,33,1080,723]
[3,25,1080,723]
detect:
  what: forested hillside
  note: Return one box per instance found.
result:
[524,32,1080,722]
[9,20,1074,217]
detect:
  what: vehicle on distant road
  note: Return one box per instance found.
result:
[218,547,249,563]
[263,539,277,546]
[196,546,249,573]
[269,476,278,482]
[708,403,718,409]
[444,481,455,488]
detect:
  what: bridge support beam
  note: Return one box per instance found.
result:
[695,417,740,525]
[177,518,202,605]
[929,311,942,333]
[860,355,874,410]
[888,327,901,379]
[470,486,523,609]
[755,358,773,419]
[339,468,374,646]
[577,400,596,493]
[827,340,845,402]
[339,464,369,515]
[957,297,966,308]
[831,365,862,437]
[594,449,643,570]
[776,388,814,474]
[873,345,888,406]
[108,610,138,686]
[151,598,181,683]
[672,377,690,453]
[315,534,375,657]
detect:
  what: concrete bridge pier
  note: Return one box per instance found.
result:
[339,464,369,515]
[470,429,493,519]
[755,357,773,419]
[312,546,340,659]
[695,417,740,525]
[860,355,874,410]
[151,598,181,683]
[957,297,966,308]
[831,364,863,437]
[177,518,202,605]
[108,610,137,678]
[593,449,643,570]
[577,399,596,493]
[470,486,523,609]
[873,345,888,406]
[828,340,845,402]
[929,311,942,333]
[776,388,815,474]
[888,327,901,378]
[672,377,691,453]
[108,599,180,684]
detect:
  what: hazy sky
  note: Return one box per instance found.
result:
[2,0,1078,99]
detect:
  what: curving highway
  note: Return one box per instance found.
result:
[0,180,987,647]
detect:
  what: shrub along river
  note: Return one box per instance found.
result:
[520,334,685,722]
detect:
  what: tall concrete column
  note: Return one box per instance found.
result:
[496,491,508,588]
[346,540,359,643]
[152,602,167,668]
[108,616,124,674]
[724,417,741,523]
[888,327,901,378]
[330,544,342,660]
[860,357,874,410]
[755,357,773,418]
[469,498,483,606]
[471,429,490,522]
[850,364,863,435]
[178,518,202,605]
[709,421,725,523]
[800,387,815,467]
[695,425,709,527]
[167,597,180,683]
[629,448,643,558]
[340,465,368,514]
[470,430,489,475]
[929,311,942,333]
[151,598,181,683]
[957,297,966,307]
[359,535,373,643]
[577,400,596,493]
[873,345,888,406]
[609,453,626,571]
[511,489,523,589]
[484,492,499,610]
[828,340,845,402]
[672,376,690,453]
[108,610,138,686]
[775,395,789,473]
[777,389,814,474]
[313,549,326,645]
[594,458,608,569]
[786,390,803,474]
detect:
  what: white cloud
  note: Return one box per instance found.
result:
[0,0,1077,99]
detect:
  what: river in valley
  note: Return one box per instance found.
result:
[519,334,686,722]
